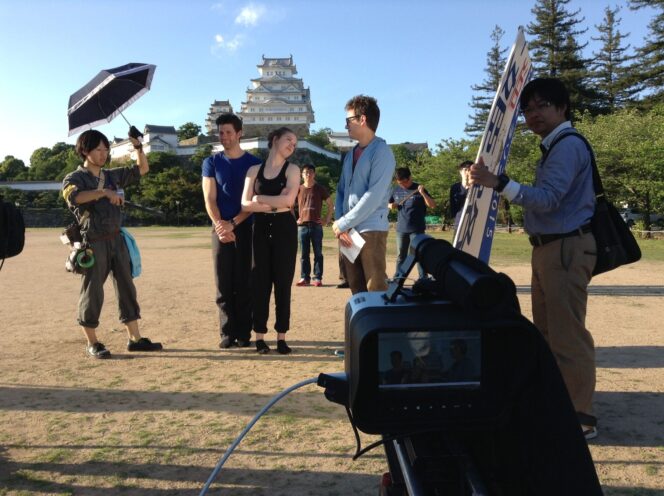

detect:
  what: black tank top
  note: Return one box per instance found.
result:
[254,161,289,196]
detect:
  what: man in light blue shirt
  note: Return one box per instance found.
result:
[470,78,598,440]
[333,95,396,294]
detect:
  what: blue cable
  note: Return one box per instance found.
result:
[199,376,319,495]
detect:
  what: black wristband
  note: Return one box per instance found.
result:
[495,173,510,193]
[230,218,236,227]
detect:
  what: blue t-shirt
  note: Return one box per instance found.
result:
[389,182,429,233]
[202,151,261,220]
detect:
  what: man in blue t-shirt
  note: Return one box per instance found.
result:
[202,113,261,349]
[388,167,436,280]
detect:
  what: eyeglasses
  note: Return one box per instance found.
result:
[520,100,553,116]
[345,115,362,125]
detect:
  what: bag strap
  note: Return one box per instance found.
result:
[543,130,606,202]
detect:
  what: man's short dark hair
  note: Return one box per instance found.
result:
[215,113,243,132]
[458,160,473,170]
[302,163,315,172]
[395,167,411,180]
[345,95,380,132]
[519,78,571,121]
[75,130,110,160]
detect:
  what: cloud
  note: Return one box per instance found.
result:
[211,33,243,55]
[235,3,266,27]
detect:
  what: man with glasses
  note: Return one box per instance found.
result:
[469,78,598,441]
[333,95,396,294]
[296,163,333,287]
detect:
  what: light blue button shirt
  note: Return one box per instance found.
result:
[503,122,595,235]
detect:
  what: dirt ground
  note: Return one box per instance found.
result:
[0,227,662,495]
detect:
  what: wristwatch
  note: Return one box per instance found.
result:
[495,173,510,193]
[230,218,237,228]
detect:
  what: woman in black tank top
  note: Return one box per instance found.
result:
[242,127,301,354]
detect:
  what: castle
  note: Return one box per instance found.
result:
[210,55,315,138]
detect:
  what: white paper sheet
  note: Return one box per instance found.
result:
[340,228,365,263]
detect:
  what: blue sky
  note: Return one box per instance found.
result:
[0,0,654,165]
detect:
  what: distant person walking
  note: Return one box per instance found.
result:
[388,166,436,280]
[242,127,300,354]
[333,95,396,294]
[202,113,261,349]
[296,164,333,287]
[62,129,162,359]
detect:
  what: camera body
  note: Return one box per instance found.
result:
[342,291,534,435]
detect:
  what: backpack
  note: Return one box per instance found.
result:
[1,201,26,270]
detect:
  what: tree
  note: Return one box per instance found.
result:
[465,25,508,137]
[28,143,75,181]
[527,0,596,113]
[305,128,339,152]
[590,6,635,112]
[577,104,664,232]
[0,155,28,180]
[189,144,213,170]
[628,0,664,107]
[177,122,202,141]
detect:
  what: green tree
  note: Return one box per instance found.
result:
[29,143,75,180]
[189,144,214,170]
[465,25,508,137]
[577,104,664,231]
[527,0,595,113]
[390,144,418,168]
[628,0,664,107]
[590,6,635,112]
[305,128,339,152]
[0,155,28,180]
[177,122,202,141]
[135,166,207,225]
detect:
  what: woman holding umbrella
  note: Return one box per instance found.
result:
[62,129,162,358]
[241,127,300,354]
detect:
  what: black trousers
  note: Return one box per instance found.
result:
[252,212,297,333]
[212,222,253,341]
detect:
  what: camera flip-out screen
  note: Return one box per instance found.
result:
[378,331,481,390]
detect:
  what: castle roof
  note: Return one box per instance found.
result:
[259,55,293,67]
[144,125,177,135]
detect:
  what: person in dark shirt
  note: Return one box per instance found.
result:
[202,113,261,350]
[295,164,333,287]
[241,127,300,355]
[450,160,472,230]
[388,167,436,280]
[62,129,162,359]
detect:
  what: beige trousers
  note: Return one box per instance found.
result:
[531,231,597,417]
[343,230,388,295]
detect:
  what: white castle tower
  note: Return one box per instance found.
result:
[238,55,315,138]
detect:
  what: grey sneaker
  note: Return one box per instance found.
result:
[87,342,111,359]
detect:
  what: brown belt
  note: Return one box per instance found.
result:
[528,224,592,247]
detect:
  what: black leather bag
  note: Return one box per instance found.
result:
[546,131,641,276]
[590,190,641,276]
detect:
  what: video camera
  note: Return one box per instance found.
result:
[319,235,602,495]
